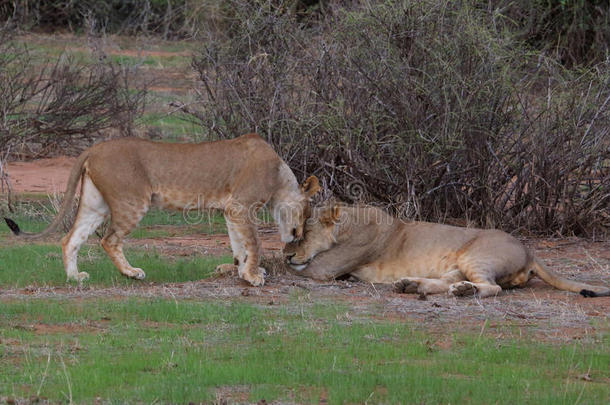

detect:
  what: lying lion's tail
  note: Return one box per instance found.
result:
[4,150,90,240]
[531,258,610,298]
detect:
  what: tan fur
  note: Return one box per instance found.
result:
[284,204,609,298]
[11,134,319,287]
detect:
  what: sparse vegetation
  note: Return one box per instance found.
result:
[2,1,608,235]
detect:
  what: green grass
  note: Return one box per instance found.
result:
[1,204,228,239]
[0,298,607,404]
[15,39,192,69]
[0,244,229,288]
[0,203,231,287]
[139,112,206,141]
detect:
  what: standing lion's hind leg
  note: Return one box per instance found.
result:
[101,202,149,280]
[62,175,109,283]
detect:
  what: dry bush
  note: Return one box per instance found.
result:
[260,254,291,277]
[183,0,609,236]
[488,0,610,67]
[0,24,147,159]
[2,0,269,39]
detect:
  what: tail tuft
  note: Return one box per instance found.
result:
[4,217,21,235]
[580,288,610,298]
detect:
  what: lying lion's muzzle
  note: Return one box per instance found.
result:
[284,253,310,270]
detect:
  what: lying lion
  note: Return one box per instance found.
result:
[5,133,319,287]
[284,203,609,298]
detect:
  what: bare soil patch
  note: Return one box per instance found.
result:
[6,156,76,194]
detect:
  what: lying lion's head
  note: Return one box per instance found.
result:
[283,204,342,271]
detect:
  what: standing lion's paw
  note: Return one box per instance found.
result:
[118,267,146,280]
[127,267,146,280]
[68,271,90,284]
[449,281,478,297]
[242,267,266,287]
[393,279,420,294]
[215,263,239,276]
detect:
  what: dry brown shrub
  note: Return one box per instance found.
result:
[182,0,609,237]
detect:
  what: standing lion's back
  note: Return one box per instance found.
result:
[84,134,285,202]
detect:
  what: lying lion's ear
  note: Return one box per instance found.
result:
[320,204,341,227]
[301,175,320,198]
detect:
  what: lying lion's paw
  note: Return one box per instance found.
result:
[449,281,478,297]
[393,279,420,294]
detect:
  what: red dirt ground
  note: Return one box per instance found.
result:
[6,156,76,194]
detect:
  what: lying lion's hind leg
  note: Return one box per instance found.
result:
[394,270,465,296]
[101,203,149,280]
[448,280,502,298]
[449,256,502,298]
[62,175,109,283]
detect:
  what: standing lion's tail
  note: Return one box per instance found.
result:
[4,150,90,240]
[531,258,610,297]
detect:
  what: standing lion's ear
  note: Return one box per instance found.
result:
[320,204,341,227]
[301,175,320,198]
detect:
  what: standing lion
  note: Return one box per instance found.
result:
[5,134,319,287]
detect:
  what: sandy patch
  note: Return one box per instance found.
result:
[5,156,76,194]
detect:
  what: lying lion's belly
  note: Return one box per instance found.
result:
[351,251,461,283]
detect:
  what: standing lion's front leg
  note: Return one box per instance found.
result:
[224,202,266,287]
[226,218,247,267]
[231,221,266,287]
